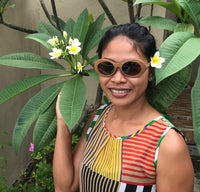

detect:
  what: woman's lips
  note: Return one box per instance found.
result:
[110,88,131,97]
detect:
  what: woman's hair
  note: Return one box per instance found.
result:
[97,23,157,61]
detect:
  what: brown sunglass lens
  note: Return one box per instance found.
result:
[98,62,115,75]
[122,62,141,76]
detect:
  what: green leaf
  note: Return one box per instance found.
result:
[147,65,191,112]
[0,74,60,105]
[174,23,194,33]
[26,33,52,50]
[33,99,57,152]
[134,0,182,19]
[64,18,75,42]
[82,25,114,61]
[38,20,64,42]
[82,13,105,59]
[191,65,200,153]
[12,81,64,153]
[59,77,87,131]
[87,69,99,82]
[138,16,177,31]
[156,32,200,84]
[0,52,65,70]
[73,9,89,43]
[177,0,200,31]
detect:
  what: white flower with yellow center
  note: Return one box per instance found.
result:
[77,62,83,73]
[67,45,81,55]
[69,38,81,47]
[49,48,62,59]
[47,36,59,47]
[150,51,165,68]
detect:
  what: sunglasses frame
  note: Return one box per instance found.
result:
[94,58,150,78]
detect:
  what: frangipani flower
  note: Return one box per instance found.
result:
[29,143,34,152]
[69,38,81,47]
[67,45,81,55]
[47,36,59,47]
[49,48,62,59]
[77,62,83,73]
[150,51,165,68]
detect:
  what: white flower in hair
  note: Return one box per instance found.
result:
[150,51,165,68]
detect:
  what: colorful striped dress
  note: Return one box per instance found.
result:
[80,103,182,192]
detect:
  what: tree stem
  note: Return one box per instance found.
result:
[95,83,103,108]
[128,0,134,23]
[0,16,37,34]
[39,0,56,28]
[51,0,61,32]
[98,0,117,25]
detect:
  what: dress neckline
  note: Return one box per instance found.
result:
[103,104,162,140]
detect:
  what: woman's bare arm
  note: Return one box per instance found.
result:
[156,129,194,192]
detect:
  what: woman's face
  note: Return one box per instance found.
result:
[99,35,150,108]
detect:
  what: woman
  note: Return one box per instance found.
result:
[53,23,194,192]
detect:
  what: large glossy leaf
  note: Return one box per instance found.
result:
[177,0,200,30]
[64,18,75,42]
[147,65,191,112]
[138,16,177,31]
[134,0,182,19]
[33,99,57,152]
[82,13,105,59]
[0,74,61,105]
[174,23,194,33]
[0,52,65,70]
[73,9,89,43]
[38,20,64,42]
[59,77,87,131]
[156,32,200,84]
[191,66,200,153]
[26,33,52,50]
[12,82,64,153]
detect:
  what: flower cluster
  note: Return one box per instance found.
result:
[150,51,165,69]
[47,31,83,74]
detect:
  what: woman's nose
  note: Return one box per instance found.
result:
[111,68,127,83]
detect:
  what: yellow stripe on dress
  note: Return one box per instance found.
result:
[93,137,122,181]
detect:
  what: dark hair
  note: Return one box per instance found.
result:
[97,23,157,61]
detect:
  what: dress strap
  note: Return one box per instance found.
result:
[86,103,109,140]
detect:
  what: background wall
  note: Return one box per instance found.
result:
[0,0,166,186]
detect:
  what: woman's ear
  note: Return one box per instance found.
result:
[148,67,155,82]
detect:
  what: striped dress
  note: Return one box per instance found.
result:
[80,103,183,192]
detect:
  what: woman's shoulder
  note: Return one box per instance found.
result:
[160,128,187,152]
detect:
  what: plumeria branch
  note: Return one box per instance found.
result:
[0,15,37,34]
[95,84,103,108]
[127,0,134,23]
[98,0,117,25]
[39,0,57,28]
[134,4,142,22]
[51,0,61,32]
